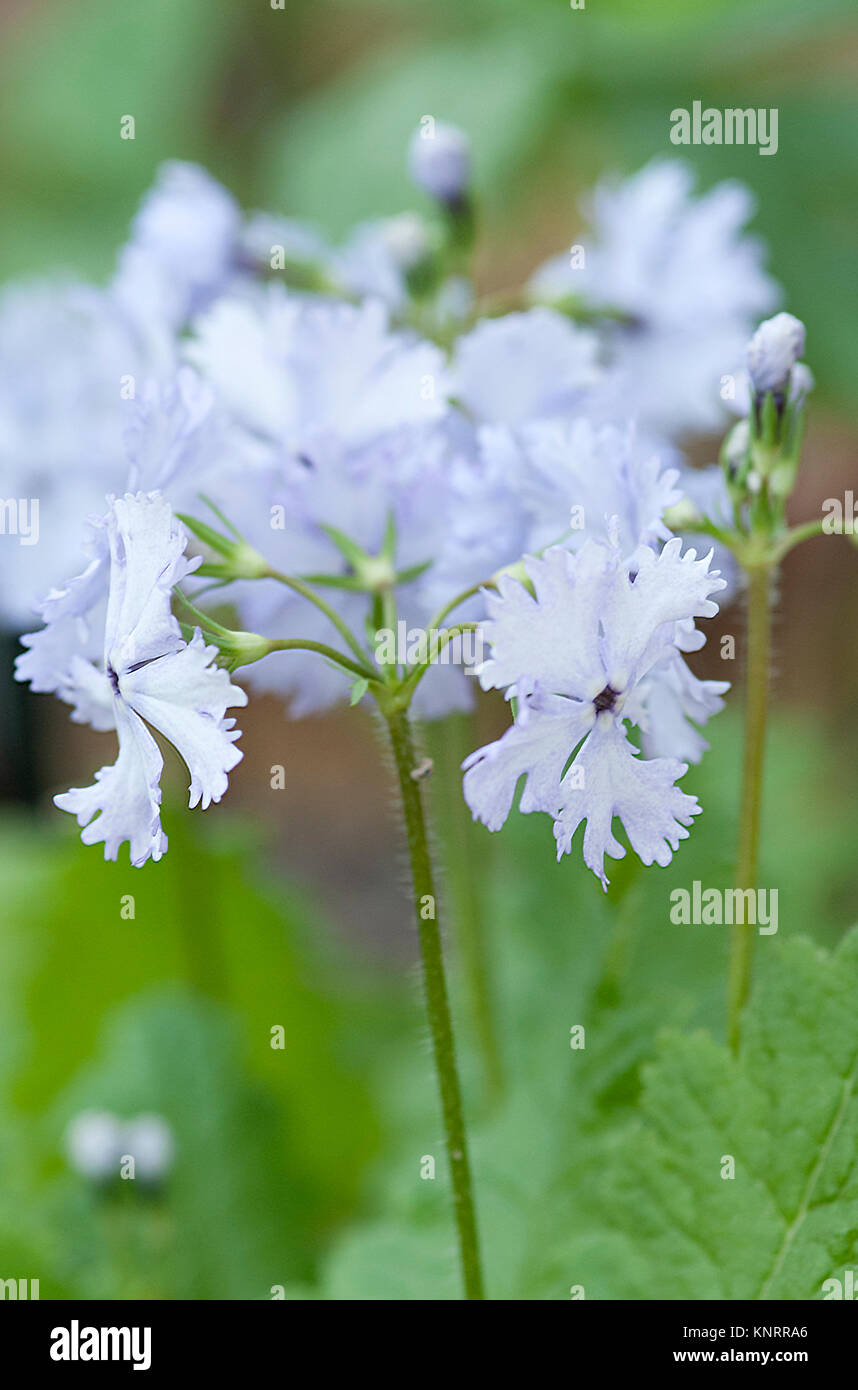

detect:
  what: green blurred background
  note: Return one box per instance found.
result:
[0,0,856,1299]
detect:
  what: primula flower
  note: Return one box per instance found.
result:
[531,160,777,437]
[462,537,726,886]
[17,493,247,866]
[0,277,157,627]
[420,418,683,638]
[186,289,448,464]
[477,418,681,557]
[122,367,219,498]
[450,309,600,429]
[112,161,241,330]
[636,634,729,765]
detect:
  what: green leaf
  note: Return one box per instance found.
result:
[323,1223,459,1301]
[558,929,858,1300]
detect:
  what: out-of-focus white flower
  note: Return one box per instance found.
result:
[239,211,330,274]
[65,1110,176,1184]
[451,309,600,428]
[187,289,448,456]
[65,1110,124,1181]
[122,367,218,497]
[479,419,681,558]
[122,1114,175,1183]
[380,213,433,270]
[0,278,154,628]
[113,161,241,329]
[531,161,778,437]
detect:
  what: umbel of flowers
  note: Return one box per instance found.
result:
[10,124,834,1299]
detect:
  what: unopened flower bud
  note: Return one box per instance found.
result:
[788,362,815,407]
[178,510,267,581]
[663,497,704,531]
[722,418,750,475]
[747,312,806,395]
[408,122,471,204]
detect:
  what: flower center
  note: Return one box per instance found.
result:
[592,684,618,714]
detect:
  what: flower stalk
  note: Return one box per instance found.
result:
[727,562,773,1054]
[384,705,485,1300]
[427,713,503,1103]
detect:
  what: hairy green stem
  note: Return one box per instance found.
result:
[427,714,503,1102]
[727,564,773,1054]
[385,708,485,1300]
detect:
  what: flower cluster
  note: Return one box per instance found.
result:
[8,123,808,878]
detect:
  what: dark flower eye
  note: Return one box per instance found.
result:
[592,685,618,714]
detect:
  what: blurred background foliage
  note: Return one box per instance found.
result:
[0,0,856,1298]
[2,0,857,405]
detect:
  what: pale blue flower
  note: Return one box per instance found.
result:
[18,494,246,866]
[230,421,473,716]
[451,309,600,428]
[0,277,155,626]
[113,161,241,329]
[122,366,218,496]
[187,289,448,457]
[531,161,777,437]
[462,538,726,886]
[421,419,683,636]
[637,643,729,764]
[478,419,681,557]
